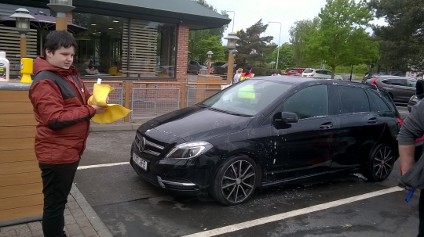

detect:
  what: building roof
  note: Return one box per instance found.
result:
[0,0,230,29]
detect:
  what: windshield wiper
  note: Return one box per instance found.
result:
[198,103,209,108]
[208,107,251,117]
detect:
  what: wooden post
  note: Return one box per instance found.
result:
[124,80,131,122]
[20,34,27,58]
[226,51,235,82]
[180,81,187,109]
[56,16,68,31]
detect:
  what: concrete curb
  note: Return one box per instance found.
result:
[70,184,113,237]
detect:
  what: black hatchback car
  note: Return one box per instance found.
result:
[131,76,401,205]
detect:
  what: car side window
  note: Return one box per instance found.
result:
[283,85,328,119]
[384,79,406,86]
[338,86,370,113]
[367,89,391,112]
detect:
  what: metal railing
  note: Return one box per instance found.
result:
[82,79,229,122]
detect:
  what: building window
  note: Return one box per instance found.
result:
[73,13,176,78]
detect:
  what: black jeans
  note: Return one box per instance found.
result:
[39,161,79,237]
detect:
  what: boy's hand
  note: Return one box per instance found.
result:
[91,105,107,114]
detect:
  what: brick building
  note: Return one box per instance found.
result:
[0,0,230,82]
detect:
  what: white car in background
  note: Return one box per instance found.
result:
[302,68,332,79]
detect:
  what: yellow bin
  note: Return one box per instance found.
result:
[20,58,33,84]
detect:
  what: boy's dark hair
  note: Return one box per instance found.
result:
[43,31,77,57]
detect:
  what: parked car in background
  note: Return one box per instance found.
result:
[363,75,417,105]
[131,76,401,205]
[301,68,332,79]
[407,80,424,112]
[213,63,237,75]
[187,60,207,74]
[282,68,305,76]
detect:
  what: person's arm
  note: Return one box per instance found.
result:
[399,144,416,175]
[85,68,98,75]
[29,80,98,130]
[398,100,424,174]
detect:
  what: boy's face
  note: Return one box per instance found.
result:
[46,46,75,69]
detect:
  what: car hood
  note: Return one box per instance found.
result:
[137,105,252,143]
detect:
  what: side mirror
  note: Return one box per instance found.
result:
[273,111,298,124]
[281,112,298,123]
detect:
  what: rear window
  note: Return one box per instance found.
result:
[367,88,396,112]
[303,68,314,73]
[338,86,370,113]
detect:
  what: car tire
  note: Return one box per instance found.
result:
[210,155,259,205]
[363,144,396,182]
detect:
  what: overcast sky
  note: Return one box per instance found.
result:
[204,0,384,45]
[204,0,329,45]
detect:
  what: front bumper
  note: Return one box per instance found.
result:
[130,145,212,195]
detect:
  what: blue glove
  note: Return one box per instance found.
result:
[405,188,416,203]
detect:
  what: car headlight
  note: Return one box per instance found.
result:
[166,141,213,159]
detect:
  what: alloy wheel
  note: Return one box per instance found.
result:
[370,145,395,181]
[219,159,256,204]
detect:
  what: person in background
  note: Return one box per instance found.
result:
[85,59,99,75]
[240,65,254,81]
[398,79,424,237]
[233,68,243,84]
[271,69,281,76]
[28,31,106,237]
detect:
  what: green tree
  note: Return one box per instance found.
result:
[194,35,226,63]
[189,0,228,62]
[267,43,295,70]
[369,0,424,72]
[307,0,378,77]
[289,18,321,67]
[235,19,275,75]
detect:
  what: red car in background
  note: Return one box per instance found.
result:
[283,68,306,76]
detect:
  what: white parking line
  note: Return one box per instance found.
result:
[77,162,129,170]
[183,186,404,237]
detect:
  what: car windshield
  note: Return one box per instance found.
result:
[201,79,292,116]
[303,68,314,73]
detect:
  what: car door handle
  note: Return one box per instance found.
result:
[368,117,377,124]
[320,122,333,129]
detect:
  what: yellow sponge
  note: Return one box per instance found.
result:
[88,83,131,124]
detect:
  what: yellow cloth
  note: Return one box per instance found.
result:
[88,84,131,124]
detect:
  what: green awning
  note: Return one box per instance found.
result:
[1,0,230,29]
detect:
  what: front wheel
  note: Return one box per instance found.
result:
[363,144,396,181]
[210,155,259,205]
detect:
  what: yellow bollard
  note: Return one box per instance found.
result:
[20,58,33,84]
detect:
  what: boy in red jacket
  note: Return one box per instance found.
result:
[29,31,106,237]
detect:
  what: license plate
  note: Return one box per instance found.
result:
[133,153,148,171]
